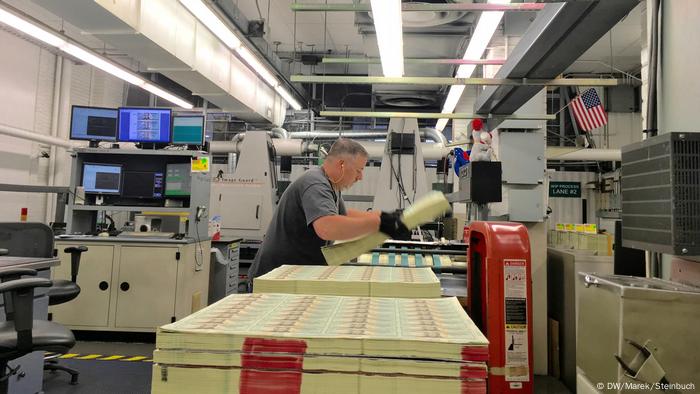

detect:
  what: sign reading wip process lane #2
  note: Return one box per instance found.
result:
[549,181,581,198]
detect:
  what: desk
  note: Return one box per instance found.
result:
[0,256,59,394]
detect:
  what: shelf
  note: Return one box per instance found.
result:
[73,147,207,156]
[71,205,191,213]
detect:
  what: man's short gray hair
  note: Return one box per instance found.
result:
[327,138,368,159]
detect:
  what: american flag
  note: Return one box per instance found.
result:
[571,88,607,132]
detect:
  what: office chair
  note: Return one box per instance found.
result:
[0,269,75,393]
[43,246,86,384]
[0,223,86,384]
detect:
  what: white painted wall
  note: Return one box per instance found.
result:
[0,29,124,223]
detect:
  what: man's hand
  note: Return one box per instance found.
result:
[379,211,412,240]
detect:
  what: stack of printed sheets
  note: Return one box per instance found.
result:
[355,252,466,270]
[253,265,441,298]
[152,293,489,394]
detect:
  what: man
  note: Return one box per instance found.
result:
[248,138,410,279]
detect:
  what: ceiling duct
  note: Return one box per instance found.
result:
[375,92,438,108]
[358,0,476,110]
[357,0,476,35]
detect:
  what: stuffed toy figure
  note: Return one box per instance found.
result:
[469,118,495,162]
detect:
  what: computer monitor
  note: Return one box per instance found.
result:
[165,163,191,197]
[121,171,164,199]
[70,105,118,142]
[82,163,122,195]
[117,107,172,143]
[172,116,205,145]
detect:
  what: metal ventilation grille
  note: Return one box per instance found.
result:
[621,133,700,256]
[673,139,700,246]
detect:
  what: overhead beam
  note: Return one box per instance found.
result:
[322,57,506,65]
[320,111,555,120]
[474,0,639,118]
[291,75,619,87]
[291,3,545,12]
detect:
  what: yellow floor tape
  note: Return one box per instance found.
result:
[48,352,152,362]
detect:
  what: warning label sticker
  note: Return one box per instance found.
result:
[504,259,529,382]
[504,260,527,299]
[505,328,529,381]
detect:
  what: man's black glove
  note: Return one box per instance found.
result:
[379,211,412,240]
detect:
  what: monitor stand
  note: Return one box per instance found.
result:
[89,140,100,148]
[138,143,168,150]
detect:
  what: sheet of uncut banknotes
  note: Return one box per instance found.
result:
[322,191,451,266]
[254,265,441,298]
[152,293,489,394]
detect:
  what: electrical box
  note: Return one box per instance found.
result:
[621,132,700,256]
[389,132,415,154]
[499,132,545,184]
[458,161,502,204]
[508,185,545,222]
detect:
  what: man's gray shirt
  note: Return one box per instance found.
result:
[248,167,346,279]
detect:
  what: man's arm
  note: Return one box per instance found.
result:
[312,214,379,241]
[345,208,380,219]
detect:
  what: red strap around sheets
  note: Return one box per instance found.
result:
[240,338,308,394]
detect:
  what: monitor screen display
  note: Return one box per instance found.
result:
[70,106,118,141]
[118,107,172,143]
[82,163,122,194]
[172,116,205,145]
[122,171,164,199]
[165,163,191,197]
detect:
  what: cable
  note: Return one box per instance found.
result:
[254,0,264,20]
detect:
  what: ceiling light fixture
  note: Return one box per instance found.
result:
[436,0,510,131]
[0,6,193,109]
[370,0,404,77]
[179,0,303,111]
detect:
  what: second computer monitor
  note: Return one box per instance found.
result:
[172,116,205,145]
[118,107,172,144]
[82,163,122,195]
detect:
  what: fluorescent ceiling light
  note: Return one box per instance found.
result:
[0,5,193,109]
[236,46,278,86]
[142,82,194,109]
[62,44,144,86]
[179,0,303,111]
[179,0,240,49]
[435,118,449,132]
[436,0,509,131]
[0,8,66,47]
[370,0,404,77]
[441,85,466,115]
[275,85,302,111]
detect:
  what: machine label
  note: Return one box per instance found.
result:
[191,157,210,173]
[504,259,529,382]
[549,181,581,197]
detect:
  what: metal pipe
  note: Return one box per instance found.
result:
[287,128,448,144]
[270,127,289,139]
[45,56,63,223]
[320,111,555,120]
[291,3,545,12]
[546,148,621,161]
[0,122,78,149]
[210,140,450,159]
[322,57,506,65]
[291,75,620,86]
